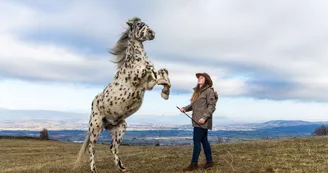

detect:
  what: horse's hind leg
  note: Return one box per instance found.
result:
[105,120,128,172]
[88,98,104,173]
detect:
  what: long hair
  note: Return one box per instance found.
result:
[109,28,130,69]
[108,17,141,69]
[190,84,202,103]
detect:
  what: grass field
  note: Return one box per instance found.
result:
[1,136,328,173]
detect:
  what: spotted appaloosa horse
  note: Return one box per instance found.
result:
[74,17,171,173]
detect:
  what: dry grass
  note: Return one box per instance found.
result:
[1,136,328,173]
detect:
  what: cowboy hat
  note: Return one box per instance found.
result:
[195,72,213,87]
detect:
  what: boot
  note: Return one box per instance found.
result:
[183,162,198,172]
[202,161,214,169]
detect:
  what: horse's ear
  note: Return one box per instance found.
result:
[126,18,135,27]
[126,21,133,27]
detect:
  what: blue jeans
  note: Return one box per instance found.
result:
[191,127,212,164]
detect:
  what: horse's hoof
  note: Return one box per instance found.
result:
[161,92,169,100]
[156,79,171,87]
[121,168,129,172]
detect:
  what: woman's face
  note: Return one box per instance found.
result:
[198,76,206,86]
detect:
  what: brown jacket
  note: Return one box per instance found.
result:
[183,84,218,130]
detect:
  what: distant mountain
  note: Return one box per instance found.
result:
[214,120,328,131]
[0,108,237,130]
[261,120,328,127]
[1,108,328,131]
[262,120,313,126]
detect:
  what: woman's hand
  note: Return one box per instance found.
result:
[199,118,205,124]
[180,108,186,113]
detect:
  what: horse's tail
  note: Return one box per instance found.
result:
[73,132,90,169]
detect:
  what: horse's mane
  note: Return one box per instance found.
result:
[109,17,141,69]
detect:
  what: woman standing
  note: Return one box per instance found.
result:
[180,72,218,171]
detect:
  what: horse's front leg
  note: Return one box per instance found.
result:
[145,62,171,100]
[156,68,171,100]
[143,64,157,90]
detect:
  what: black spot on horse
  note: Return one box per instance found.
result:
[118,160,125,169]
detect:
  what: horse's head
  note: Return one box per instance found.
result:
[127,17,155,41]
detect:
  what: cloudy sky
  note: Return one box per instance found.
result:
[1,0,328,123]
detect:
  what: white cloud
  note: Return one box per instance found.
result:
[0,1,247,96]
[1,79,328,123]
[0,79,189,116]
[217,97,328,122]
[1,0,328,104]
[0,32,117,83]
[0,1,117,83]
[146,0,328,101]
[14,1,123,42]
[154,59,246,96]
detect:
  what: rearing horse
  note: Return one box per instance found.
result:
[74,17,171,173]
